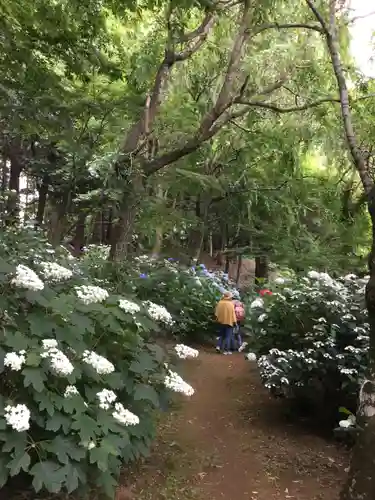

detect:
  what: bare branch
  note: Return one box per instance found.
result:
[251,22,323,37]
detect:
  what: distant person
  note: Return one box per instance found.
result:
[215,291,237,355]
[232,299,245,350]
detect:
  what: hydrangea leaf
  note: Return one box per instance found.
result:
[22,367,46,393]
[7,451,30,476]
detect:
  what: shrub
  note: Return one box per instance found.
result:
[0,229,197,498]
[81,250,241,342]
[246,272,369,422]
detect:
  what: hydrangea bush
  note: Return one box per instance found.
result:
[0,230,198,498]
[246,272,369,422]
[82,251,240,342]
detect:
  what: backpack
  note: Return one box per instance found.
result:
[234,301,245,322]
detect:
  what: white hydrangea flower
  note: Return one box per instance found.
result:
[11,264,44,291]
[80,439,96,450]
[144,301,174,326]
[5,404,30,432]
[307,270,320,279]
[112,403,139,426]
[258,313,267,323]
[4,350,26,371]
[41,340,74,376]
[250,298,264,309]
[246,352,257,362]
[82,350,115,375]
[164,370,194,396]
[175,344,199,359]
[238,341,248,352]
[96,389,117,410]
[75,285,109,305]
[64,385,79,398]
[119,299,141,314]
[339,417,355,429]
[274,277,285,285]
[42,339,58,350]
[40,262,73,282]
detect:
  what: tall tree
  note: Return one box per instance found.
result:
[305,1,375,499]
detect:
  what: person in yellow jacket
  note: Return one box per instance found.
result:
[215,291,237,355]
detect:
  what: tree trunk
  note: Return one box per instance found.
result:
[109,195,140,261]
[152,226,163,255]
[91,211,103,244]
[36,177,48,226]
[305,3,375,498]
[5,146,23,225]
[255,255,269,285]
[224,254,230,274]
[236,254,242,286]
[71,212,87,254]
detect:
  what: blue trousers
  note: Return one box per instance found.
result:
[216,324,233,351]
[232,324,242,350]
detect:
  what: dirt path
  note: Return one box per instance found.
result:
[123,351,349,500]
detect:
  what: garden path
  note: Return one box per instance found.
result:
[120,351,349,500]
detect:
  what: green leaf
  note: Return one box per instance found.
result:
[95,469,118,498]
[22,367,46,392]
[0,456,9,487]
[61,462,85,493]
[2,432,27,454]
[30,461,66,493]
[71,414,99,442]
[26,352,41,367]
[89,445,110,472]
[34,392,56,416]
[339,406,353,416]
[42,436,86,464]
[7,451,31,476]
[129,351,156,374]
[4,331,29,351]
[45,413,71,433]
[133,384,159,407]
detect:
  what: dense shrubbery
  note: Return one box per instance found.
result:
[81,246,240,341]
[0,230,198,498]
[246,272,369,422]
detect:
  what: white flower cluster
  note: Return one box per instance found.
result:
[119,299,141,314]
[97,389,117,409]
[64,385,79,398]
[5,404,30,432]
[246,352,257,362]
[11,264,44,291]
[112,403,139,426]
[250,298,264,309]
[174,344,199,359]
[40,261,73,282]
[164,370,194,396]
[339,414,356,429]
[75,285,109,305]
[144,301,174,326]
[82,350,115,375]
[4,350,26,371]
[41,339,74,376]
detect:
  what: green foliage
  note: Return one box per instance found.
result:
[81,249,239,342]
[0,228,188,498]
[246,272,369,423]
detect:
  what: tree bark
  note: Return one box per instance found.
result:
[36,176,48,226]
[236,254,242,286]
[255,255,269,285]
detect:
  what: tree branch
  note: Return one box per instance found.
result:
[306,0,373,195]
[251,22,323,37]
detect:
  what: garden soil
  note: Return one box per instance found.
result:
[120,351,349,500]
